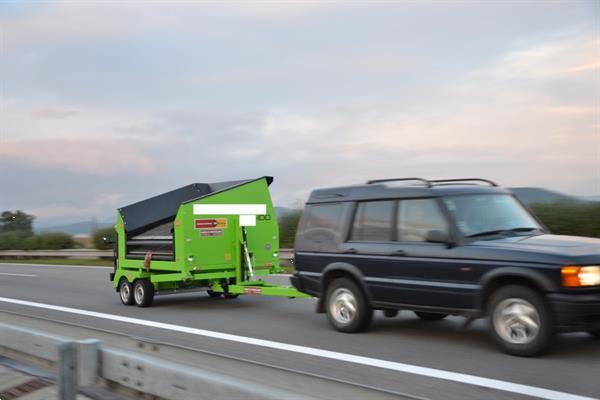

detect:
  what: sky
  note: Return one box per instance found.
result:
[0,1,599,227]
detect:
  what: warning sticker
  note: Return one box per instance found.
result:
[199,229,223,237]
[195,218,228,229]
[244,287,262,295]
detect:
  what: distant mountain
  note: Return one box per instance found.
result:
[35,218,114,236]
[509,187,593,205]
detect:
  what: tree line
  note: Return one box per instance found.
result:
[0,211,74,250]
[277,202,600,247]
[0,203,598,251]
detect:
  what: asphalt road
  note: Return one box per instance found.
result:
[0,263,598,400]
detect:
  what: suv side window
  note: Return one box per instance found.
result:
[397,198,448,242]
[302,203,344,241]
[350,200,394,242]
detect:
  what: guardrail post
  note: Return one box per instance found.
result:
[78,339,100,387]
[58,341,77,400]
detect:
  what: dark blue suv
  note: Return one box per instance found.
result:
[291,178,600,356]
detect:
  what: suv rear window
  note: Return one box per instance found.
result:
[302,203,344,240]
[350,200,394,241]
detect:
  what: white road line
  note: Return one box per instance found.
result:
[0,296,594,400]
[0,263,110,270]
[0,273,37,277]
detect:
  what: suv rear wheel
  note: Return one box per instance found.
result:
[488,285,554,356]
[326,277,372,333]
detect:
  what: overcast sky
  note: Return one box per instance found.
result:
[0,1,598,226]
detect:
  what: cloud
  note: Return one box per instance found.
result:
[0,139,159,176]
[0,1,598,225]
[0,2,330,53]
[31,107,78,119]
[28,195,121,220]
[565,61,600,73]
[541,106,596,115]
[486,36,599,79]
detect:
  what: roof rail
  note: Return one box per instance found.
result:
[430,178,498,187]
[366,178,432,187]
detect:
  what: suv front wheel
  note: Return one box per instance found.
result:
[326,277,372,333]
[488,285,554,356]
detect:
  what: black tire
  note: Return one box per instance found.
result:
[223,293,239,299]
[325,277,372,333]
[488,285,554,357]
[207,290,222,298]
[118,279,134,306]
[414,311,448,321]
[133,279,154,307]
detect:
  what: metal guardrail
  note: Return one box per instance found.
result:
[0,248,296,264]
[0,249,114,259]
[0,323,307,400]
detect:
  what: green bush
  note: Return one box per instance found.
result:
[0,231,74,250]
[36,232,75,250]
[0,231,30,250]
[92,227,116,250]
[530,202,600,238]
[21,235,41,250]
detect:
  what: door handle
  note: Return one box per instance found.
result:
[344,248,358,254]
[389,249,407,256]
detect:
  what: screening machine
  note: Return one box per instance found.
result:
[109,176,309,307]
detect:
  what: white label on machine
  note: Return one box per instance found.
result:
[239,215,256,226]
[193,204,267,215]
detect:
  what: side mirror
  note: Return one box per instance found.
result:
[425,230,453,246]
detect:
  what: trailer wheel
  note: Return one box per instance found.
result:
[133,279,154,307]
[119,279,134,306]
[207,290,222,298]
[326,277,372,333]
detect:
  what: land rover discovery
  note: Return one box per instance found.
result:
[290,178,600,356]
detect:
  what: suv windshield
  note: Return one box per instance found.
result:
[443,194,542,238]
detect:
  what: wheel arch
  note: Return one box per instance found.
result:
[316,262,372,313]
[477,267,558,314]
[116,275,130,292]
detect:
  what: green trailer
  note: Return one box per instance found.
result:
[109,176,309,307]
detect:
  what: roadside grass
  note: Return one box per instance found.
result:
[0,258,113,267]
[279,265,295,274]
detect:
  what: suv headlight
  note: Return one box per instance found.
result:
[561,266,600,287]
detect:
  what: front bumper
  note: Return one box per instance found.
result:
[548,292,600,332]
